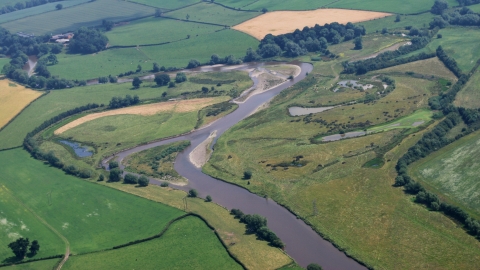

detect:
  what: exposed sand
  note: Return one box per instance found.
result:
[0,79,42,129]
[234,9,391,39]
[55,97,225,134]
[189,130,217,168]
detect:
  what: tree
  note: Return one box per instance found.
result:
[109,160,119,169]
[438,34,443,38]
[152,62,160,72]
[55,3,62,10]
[102,20,114,31]
[68,27,108,54]
[307,263,323,270]
[98,174,104,181]
[155,73,170,86]
[354,36,363,50]
[244,170,252,179]
[261,8,268,13]
[201,86,209,94]
[29,240,40,256]
[395,14,401,22]
[242,214,267,233]
[50,43,63,54]
[244,47,261,62]
[136,64,142,73]
[381,28,388,34]
[188,189,198,197]
[187,59,200,69]
[109,168,123,182]
[124,173,138,184]
[431,0,448,15]
[175,72,187,83]
[8,238,30,259]
[205,195,212,202]
[138,175,149,187]
[132,77,142,89]
[162,91,167,97]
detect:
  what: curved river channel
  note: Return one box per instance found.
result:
[104,62,366,269]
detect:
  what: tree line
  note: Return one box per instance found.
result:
[430,6,480,28]
[0,0,62,15]
[107,95,140,109]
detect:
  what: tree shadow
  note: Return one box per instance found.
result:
[2,256,23,264]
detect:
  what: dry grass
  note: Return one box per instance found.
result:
[374,57,458,82]
[0,79,42,129]
[233,9,391,39]
[55,97,226,134]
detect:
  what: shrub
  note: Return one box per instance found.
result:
[138,176,149,187]
[98,174,104,181]
[124,173,138,184]
[160,182,169,187]
[188,189,198,197]
[307,264,323,270]
[243,170,252,179]
[205,195,212,202]
[109,168,123,182]
[175,72,187,83]
[187,59,201,69]
[109,161,119,169]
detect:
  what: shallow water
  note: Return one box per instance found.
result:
[60,140,93,157]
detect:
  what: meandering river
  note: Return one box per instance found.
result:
[104,62,366,269]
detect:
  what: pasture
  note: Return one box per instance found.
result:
[1,259,58,269]
[367,109,433,133]
[128,0,198,10]
[0,149,184,254]
[356,13,435,34]
[63,216,243,270]
[410,130,480,217]
[455,69,480,108]
[329,0,458,14]
[0,0,155,35]
[233,9,390,40]
[166,2,260,26]
[106,17,223,46]
[373,57,458,81]
[0,79,42,129]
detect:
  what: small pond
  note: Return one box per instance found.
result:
[59,140,93,157]
[288,106,335,116]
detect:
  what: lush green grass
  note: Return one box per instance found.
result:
[106,17,223,46]
[1,259,58,270]
[410,130,480,218]
[455,69,480,108]
[467,3,480,13]
[63,216,243,270]
[128,0,198,10]
[329,0,458,14]
[48,29,258,80]
[238,0,335,11]
[0,149,184,254]
[356,13,435,34]
[0,0,91,24]
[0,0,155,35]
[402,27,480,73]
[367,109,433,133]
[166,2,260,26]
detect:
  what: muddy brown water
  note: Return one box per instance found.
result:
[103,62,366,269]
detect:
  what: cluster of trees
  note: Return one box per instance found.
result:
[0,0,61,15]
[154,73,170,86]
[108,161,149,186]
[108,95,140,109]
[436,45,463,77]
[208,54,243,65]
[8,238,40,260]
[230,209,284,248]
[457,0,480,5]
[430,6,480,28]
[68,27,108,54]
[431,0,449,15]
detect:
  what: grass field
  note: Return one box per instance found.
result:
[63,216,243,270]
[129,0,198,10]
[0,149,184,255]
[410,130,480,218]
[0,79,42,129]
[0,0,155,35]
[455,69,480,108]
[356,13,435,34]
[106,17,223,46]
[48,29,258,80]
[329,0,458,14]
[166,2,260,26]
[1,259,58,269]
[373,57,458,81]
[367,109,433,133]
[0,0,91,24]
[467,3,480,13]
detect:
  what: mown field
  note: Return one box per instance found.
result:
[166,2,260,26]
[0,0,91,24]
[0,0,155,35]
[128,0,198,10]
[0,149,184,255]
[0,79,42,129]
[48,29,258,80]
[106,17,223,46]
[455,68,480,108]
[356,13,435,34]
[63,216,243,270]
[329,0,458,14]
[410,130,480,218]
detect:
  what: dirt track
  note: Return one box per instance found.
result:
[233,8,391,39]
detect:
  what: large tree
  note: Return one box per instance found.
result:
[68,27,109,54]
[29,240,40,256]
[132,77,142,89]
[431,0,448,15]
[8,238,30,259]
[155,73,170,86]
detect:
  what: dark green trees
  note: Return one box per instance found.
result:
[109,161,119,169]
[55,3,62,10]
[187,59,200,69]
[155,73,170,86]
[307,263,323,270]
[68,27,108,54]
[29,240,40,256]
[138,176,149,187]
[175,72,187,83]
[123,173,138,184]
[205,195,212,202]
[431,0,448,15]
[243,170,252,179]
[354,36,363,50]
[109,168,123,182]
[188,189,198,197]
[8,238,30,259]
[132,77,142,89]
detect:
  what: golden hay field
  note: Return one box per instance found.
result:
[0,79,42,129]
[55,97,227,134]
[233,8,391,39]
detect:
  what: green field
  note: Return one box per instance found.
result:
[0,149,184,255]
[329,0,458,14]
[467,3,480,13]
[356,13,434,34]
[1,258,58,269]
[0,0,155,35]
[0,0,91,24]
[63,216,242,270]
[373,57,458,81]
[231,0,335,11]
[367,109,433,133]
[455,69,480,108]
[410,130,480,218]
[129,0,198,10]
[166,2,260,26]
[106,17,223,46]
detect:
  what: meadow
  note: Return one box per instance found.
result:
[0,149,184,255]
[0,0,91,24]
[455,69,480,108]
[48,29,258,80]
[0,79,42,129]
[366,109,433,133]
[1,258,58,269]
[0,0,155,35]
[373,57,458,81]
[128,0,198,10]
[63,216,243,270]
[106,17,223,46]
[409,130,480,218]
[356,13,435,34]
[166,2,260,26]
[329,0,458,14]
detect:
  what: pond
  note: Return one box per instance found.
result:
[288,106,335,116]
[59,140,93,157]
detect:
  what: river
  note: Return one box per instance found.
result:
[104,62,366,269]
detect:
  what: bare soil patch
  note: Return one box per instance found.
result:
[0,79,42,129]
[55,98,224,135]
[233,9,391,39]
[189,130,217,168]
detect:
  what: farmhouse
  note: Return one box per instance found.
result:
[50,32,74,43]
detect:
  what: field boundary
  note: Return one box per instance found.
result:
[0,255,63,268]
[161,15,230,27]
[209,1,260,12]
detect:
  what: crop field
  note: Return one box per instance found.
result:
[356,13,435,34]
[166,2,260,26]
[0,0,91,24]
[410,130,480,217]
[0,0,155,35]
[373,57,458,81]
[0,149,184,255]
[63,216,243,270]
[48,30,258,80]
[455,69,480,108]
[106,17,223,46]
[234,9,390,40]
[329,0,458,14]
[0,79,42,129]
[128,0,198,10]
